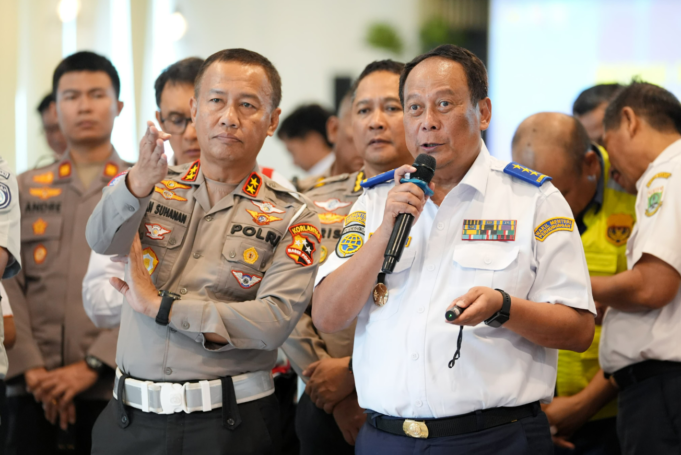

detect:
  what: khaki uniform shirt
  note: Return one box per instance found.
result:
[5,151,127,398]
[283,170,364,376]
[0,156,22,379]
[86,161,322,382]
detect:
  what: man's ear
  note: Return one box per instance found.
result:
[155,111,162,125]
[621,107,639,139]
[116,101,124,117]
[267,108,282,137]
[478,98,492,131]
[326,116,339,145]
[583,149,600,177]
[190,97,197,123]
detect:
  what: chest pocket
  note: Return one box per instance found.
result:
[368,248,417,322]
[214,237,275,300]
[139,219,188,287]
[21,215,63,275]
[453,244,520,295]
[584,251,618,276]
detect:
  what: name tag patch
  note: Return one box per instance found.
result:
[462,220,516,241]
[534,217,574,242]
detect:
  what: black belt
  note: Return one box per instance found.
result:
[610,360,681,391]
[368,402,539,439]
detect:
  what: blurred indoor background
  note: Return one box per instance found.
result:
[1,0,680,178]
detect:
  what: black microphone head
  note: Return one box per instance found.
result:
[412,153,436,184]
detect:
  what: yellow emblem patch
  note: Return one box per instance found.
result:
[245,209,283,226]
[344,211,366,226]
[142,247,159,275]
[160,180,191,190]
[104,162,118,177]
[353,171,365,193]
[605,213,634,246]
[336,232,364,258]
[646,172,671,187]
[534,217,574,242]
[34,244,47,264]
[32,172,54,184]
[320,245,328,263]
[29,187,62,200]
[33,218,48,235]
[243,247,259,265]
[318,213,347,225]
[58,162,71,178]
[154,186,188,201]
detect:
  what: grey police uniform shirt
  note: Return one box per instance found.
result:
[0,156,21,379]
[86,160,322,382]
[283,170,365,376]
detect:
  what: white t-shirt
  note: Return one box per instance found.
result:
[315,142,595,418]
[600,139,681,373]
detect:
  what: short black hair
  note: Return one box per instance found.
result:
[37,93,55,114]
[352,60,405,99]
[573,84,623,116]
[400,44,487,106]
[53,51,121,99]
[276,104,333,147]
[195,48,282,109]
[603,81,681,135]
[154,57,204,108]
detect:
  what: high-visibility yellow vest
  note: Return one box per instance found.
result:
[556,147,637,421]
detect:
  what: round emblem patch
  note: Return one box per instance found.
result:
[243,247,259,265]
[34,244,47,264]
[605,213,634,246]
[0,182,11,210]
[336,232,363,258]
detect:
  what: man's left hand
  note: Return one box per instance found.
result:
[543,394,591,441]
[332,393,366,446]
[303,357,355,413]
[446,287,503,326]
[33,361,98,414]
[110,235,161,319]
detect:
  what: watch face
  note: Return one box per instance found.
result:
[86,356,103,370]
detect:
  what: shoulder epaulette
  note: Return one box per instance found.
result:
[503,162,552,187]
[360,169,395,189]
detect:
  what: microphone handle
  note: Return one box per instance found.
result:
[382,213,414,274]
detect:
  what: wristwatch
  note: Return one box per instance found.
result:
[484,289,511,328]
[155,290,181,326]
[85,355,105,374]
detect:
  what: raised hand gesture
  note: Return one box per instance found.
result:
[127,121,171,198]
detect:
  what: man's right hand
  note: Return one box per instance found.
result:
[376,164,432,239]
[332,392,366,446]
[25,367,49,399]
[127,121,171,198]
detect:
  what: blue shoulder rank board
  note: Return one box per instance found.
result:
[503,162,552,187]
[360,169,395,189]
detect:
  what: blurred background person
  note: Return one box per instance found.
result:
[325,91,363,177]
[513,111,636,455]
[278,103,335,190]
[593,81,681,455]
[35,93,68,167]
[573,84,623,146]
[4,51,126,455]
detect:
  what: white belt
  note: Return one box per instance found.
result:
[113,368,274,415]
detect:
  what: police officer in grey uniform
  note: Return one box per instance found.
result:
[86,49,322,455]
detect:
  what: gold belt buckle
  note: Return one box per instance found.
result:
[402,419,429,438]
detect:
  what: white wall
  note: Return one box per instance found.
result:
[169,0,421,179]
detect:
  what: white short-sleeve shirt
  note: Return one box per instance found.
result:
[316,142,595,418]
[600,139,681,373]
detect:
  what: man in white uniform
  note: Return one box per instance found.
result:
[593,81,681,455]
[312,44,596,454]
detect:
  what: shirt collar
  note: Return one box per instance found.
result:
[456,139,491,196]
[307,153,335,177]
[636,138,681,190]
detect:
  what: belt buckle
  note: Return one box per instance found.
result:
[402,419,429,438]
[159,383,187,414]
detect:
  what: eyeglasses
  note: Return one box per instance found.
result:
[160,115,193,134]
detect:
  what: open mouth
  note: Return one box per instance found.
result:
[421,143,444,150]
[368,139,391,146]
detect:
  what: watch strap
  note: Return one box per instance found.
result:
[155,291,179,326]
[484,288,511,327]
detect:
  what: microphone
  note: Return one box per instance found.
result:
[381,153,436,274]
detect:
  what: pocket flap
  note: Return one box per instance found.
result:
[222,237,273,270]
[393,248,416,273]
[453,244,519,270]
[22,215,63,242]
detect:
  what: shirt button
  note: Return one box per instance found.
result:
[182,320,190,330]
[205,215,213,222]
[418,307,425,313]
[169,328,177,333]
[411,353,419,360]
[179,288,187,295]
[193,252,201,259]
[169,238,176,246]
[426,265,435,272]
[484,254,491,265]
[437,222,445,230]
[229,251,236,258]
[127,205,135,212]
[165,367,172,375]
[415,400,423,407]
